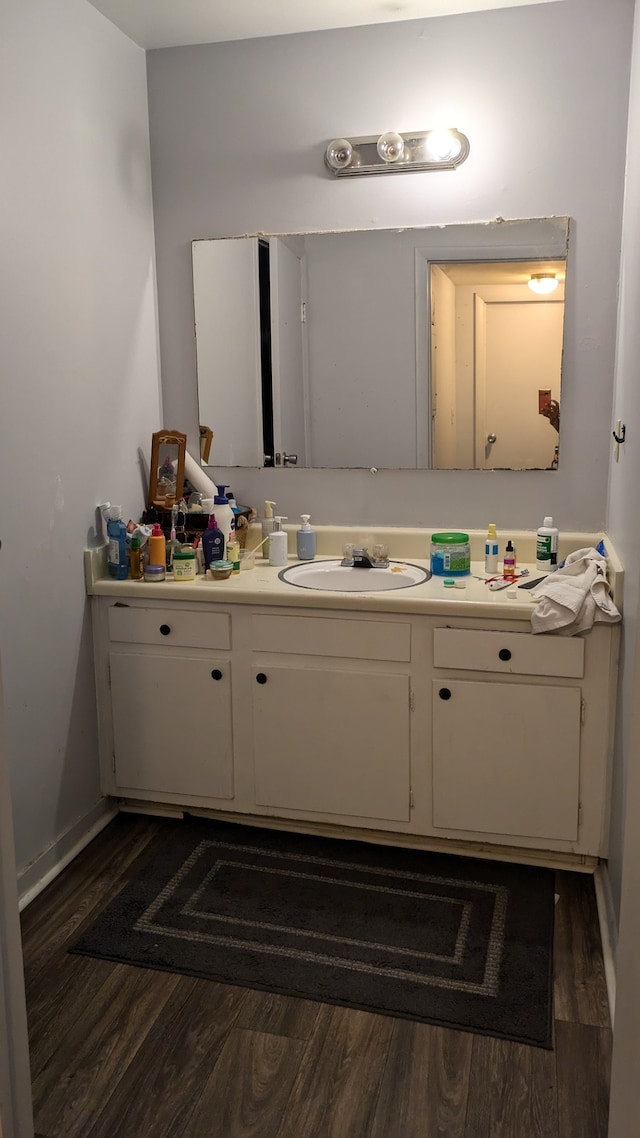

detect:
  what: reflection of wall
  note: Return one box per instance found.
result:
[148,0,632,528]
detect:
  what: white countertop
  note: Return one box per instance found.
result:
[84,553,576,622]
[85,527,623,622]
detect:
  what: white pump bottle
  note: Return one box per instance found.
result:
[268,517,289,566]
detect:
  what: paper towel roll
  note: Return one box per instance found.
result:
[184,449,218,499]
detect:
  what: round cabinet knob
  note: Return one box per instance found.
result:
[498,648,512,661]
[439,687,452,700]
[487,433,497,444]
[211,669,222,681]
[256,673,268,685]
[159,624,171,636]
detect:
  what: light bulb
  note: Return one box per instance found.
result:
[528,274,559,295]
[325,138,354,171]
[425,129,462,162]
[376,131,405,163]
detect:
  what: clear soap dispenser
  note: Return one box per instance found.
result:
[296,514,316,561]
[268,517,289,567]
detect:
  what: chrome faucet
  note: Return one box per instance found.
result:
[341,546,389,569]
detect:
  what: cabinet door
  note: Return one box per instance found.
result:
[432,679,581,841]
[253,665,411,822]
[110,652,233,799]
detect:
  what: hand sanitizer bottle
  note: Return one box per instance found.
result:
[296,515,316,561]
[268,517,289,566]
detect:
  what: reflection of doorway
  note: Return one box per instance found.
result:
[430,261,565,470]
[475,289,564,469]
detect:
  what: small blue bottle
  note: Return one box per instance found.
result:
[296,514,316,561]
[107,505,129,580]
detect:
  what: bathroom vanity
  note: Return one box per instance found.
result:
[87,529,622,869]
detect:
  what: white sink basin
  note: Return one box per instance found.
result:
[279,559,430,592]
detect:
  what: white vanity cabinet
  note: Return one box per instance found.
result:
[90,587,620,868]
[429,622,618,857]
[97,602,234,802]
[249,612,413,824]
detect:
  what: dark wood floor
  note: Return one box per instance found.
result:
[21,813,612,1138]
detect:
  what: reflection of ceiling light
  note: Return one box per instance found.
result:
[528,273,559,295]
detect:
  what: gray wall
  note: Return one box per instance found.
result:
[607,4,640,919]
[0,0,161,872]
[147,0,633,530]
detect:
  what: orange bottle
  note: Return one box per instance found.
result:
[148,523,166,567]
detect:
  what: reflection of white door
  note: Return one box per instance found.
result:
[270,240,307,467]
[475,290,563,469]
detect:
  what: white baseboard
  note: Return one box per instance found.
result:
[594,862,618,1026]
[17,798,118,911]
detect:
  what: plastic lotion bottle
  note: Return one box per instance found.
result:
[214,485,235,541]
[484,523,499,574]
[536,516,559,572]
[296,515,316,561]
[107,506,128,580]
[262,500,276,558]
[148,522,166,568]
[268,516,289,566]
[202,514,225,571]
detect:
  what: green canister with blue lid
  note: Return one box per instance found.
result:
[430,532,471,576]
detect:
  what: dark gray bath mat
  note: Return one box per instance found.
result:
[70,816,555,1047]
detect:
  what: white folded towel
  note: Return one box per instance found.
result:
[530,547,621,635]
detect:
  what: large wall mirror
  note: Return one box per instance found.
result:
[192,216,569,471]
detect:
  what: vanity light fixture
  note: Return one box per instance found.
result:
[324,128,470,177]
[528,273,559,295]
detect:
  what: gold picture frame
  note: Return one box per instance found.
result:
[148,429,187,508]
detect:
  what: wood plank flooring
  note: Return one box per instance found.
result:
[21,813,612,1138]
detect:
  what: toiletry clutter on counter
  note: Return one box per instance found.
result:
[102,485,251,581]
[102,493,319,581]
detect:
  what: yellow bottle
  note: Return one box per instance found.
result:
[226,537,241,574]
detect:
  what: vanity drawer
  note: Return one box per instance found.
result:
[251,614,411,661]
[108,606,231,651]
[433,627,584,678]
